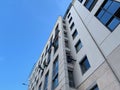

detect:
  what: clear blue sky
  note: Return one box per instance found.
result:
[0,0,71,90]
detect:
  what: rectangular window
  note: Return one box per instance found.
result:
[53,37,59,53]
[70,22,75,30]
[80,56,90,74]
[72,29,78,39]
[84,0,98,11]
[63,25,67,30]
[67,13,71,18]
[44,72,49,90]
[75,40,82,53]
[69,17,72,23]
[68,70,75,88]
[38,83,42,90]
[65,40,69,48]
[64,31,68,38]
[95,0,120,31]
[90,84,99,90]
[52,56,59,90]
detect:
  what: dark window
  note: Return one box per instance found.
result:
[67,13,71,18]
[64,31,68,37]
[44,72,49,90]
[63,20,66,24]
[53,37,59,53]
[95,0,120,31]
[65,40,69,48]
[75,40,82,53]
[90,84,99,90]
[52,56,59,90]
[63,25,67,30]
[68,70,75,88]
[78,0,83,3]
[69,17,72,23]
[80,56,90,74]
[70,22,75,30]
[84,0,98,11]
[72,29,78,39]
[38,83,42,90]
[47,49,51,64]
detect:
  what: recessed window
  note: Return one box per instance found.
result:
[52,56,59,90]
[75,40,82,53]
[80,56,90,74]
[95,0,120,31]
[84,0,98,11]
[67,13,71,18]
[78,0,83,3]
[70,22,75,30]
[72,29,78,39]
[63,25,67,30]
[44,72,49,90]
[90,84,99,90]
[68,70,75,88]
[38,83,42,90]
[69,17,72,23]
[64,31,68,38]
[53,37,59,53]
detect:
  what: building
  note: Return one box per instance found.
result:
[28,0,120,90]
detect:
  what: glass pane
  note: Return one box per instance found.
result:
[97,9,105,19]
[86,0,94,9]
[108,17,120,31]
[84,58,90,69]
[103,0,112,9]
[108,2,120,14]
[100,12,112,24]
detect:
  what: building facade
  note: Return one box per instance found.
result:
[28,0,120,90]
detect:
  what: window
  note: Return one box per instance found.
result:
[44,72,49,90]
[75,40,82,53]
[69,17,72,23]
[64,31,68,38]
[70,22,75,30]
[65,40,69,48]
[63,25,67,30]
[84,0,98,11]
[95,0,120,31]
[53,37,59,53]
[67,13,71,18]
[80,56,90,74]
[68,70,75,88]
[47,49,51,64]
[52,56,59,90]
[90,84,99,90]
[78,0,83,3]
[38,83,42,90]
[72,29,78,39]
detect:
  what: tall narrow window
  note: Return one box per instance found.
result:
[80,56,90,74]
[52,56,59,90]
[95,0,120,31]
[70,22,75,30]
[53,37,59,53]
[68,70,75,88]
[69,17,72,23]
[38,83,42,90]
[75,40,82,53]
[44,72,49,90]
[84,0,98,11]
[72,29,78,39]
[67,13,71,18]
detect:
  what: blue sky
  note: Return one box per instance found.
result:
[0,0,71,90]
